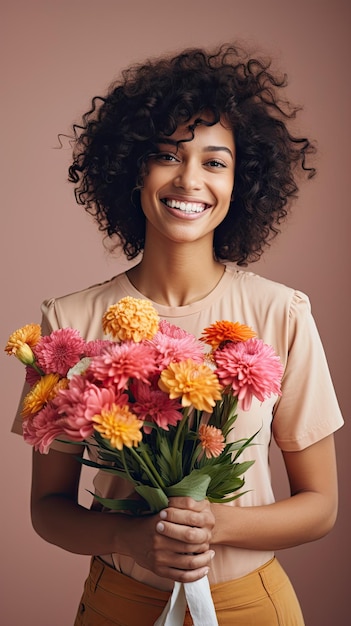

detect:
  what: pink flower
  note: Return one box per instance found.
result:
[22,406,65,454]
[130,379,182,433]
[84,339,112,357]
[87,342,158,390]
[199,424,225,458]
[150,321,204,368]
[34,328,86,377]
[25,365,41,387]
[214,338,284,411]
[54,375,126,440]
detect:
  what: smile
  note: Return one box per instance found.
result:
[162,199,208,213]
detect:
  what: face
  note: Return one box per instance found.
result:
[140,115,235,248]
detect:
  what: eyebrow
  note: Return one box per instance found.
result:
[156,138,234,160]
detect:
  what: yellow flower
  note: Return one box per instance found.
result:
[15,343,36,365]
[93,404,143,450]
[102,297,159,342]
[21,373,62,418]
[5,324,41,357]
[159,359,222,412]
[200,320,256,350]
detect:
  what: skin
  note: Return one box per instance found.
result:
[31,117,339,586]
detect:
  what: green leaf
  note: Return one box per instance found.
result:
[86,491,149,514]
[134,484,169,513]
[166,470,212,500]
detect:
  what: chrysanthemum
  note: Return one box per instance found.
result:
[102,297,159,342]
[5,324,41,356]
[88,342,158,390]
[25,365,41,387]
[130,379,182,433]
[22,406,66,454]
[158,359,222,412]
[151,323,205,368]
[53,375,120,440]
[198,424,225,458]
[93,404,143,450]
[201,320,257,350]
[21,373,62,418]
[214,338,284,411]
[34,328,86,377]
[84,339,112,357]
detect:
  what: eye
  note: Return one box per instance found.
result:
[206,159,227,169]
[152,152,179,163]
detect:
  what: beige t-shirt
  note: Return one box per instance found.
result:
[12,266,343,589]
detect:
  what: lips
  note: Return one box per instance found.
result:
[161,198,209,213]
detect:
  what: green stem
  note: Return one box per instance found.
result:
[129,446,164,490]
[171,406,189,469]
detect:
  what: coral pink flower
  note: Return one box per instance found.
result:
[130,379,182,433]
[151,321,204,368]
[34,328,86,377]
[84,339,112,357]
[199,424,225,458]
[87,342,158,390]
[54,375,126,440]
[214,338,284,411]
[22,406,66,454]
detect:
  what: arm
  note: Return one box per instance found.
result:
[30,447,214,582]
[157,434,338,551]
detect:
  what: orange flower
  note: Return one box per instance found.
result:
[199,424,225,458]
[93,404,143,450]
[158,359,222,412]
[21,373,62,418]
[102,297,159,342]
[200,320,256,350]
[5,324,41,357]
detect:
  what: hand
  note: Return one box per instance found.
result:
[124,497,215,583]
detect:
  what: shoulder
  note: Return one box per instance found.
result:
[40,273,129,339]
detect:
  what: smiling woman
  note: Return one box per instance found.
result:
[11,44,343,626]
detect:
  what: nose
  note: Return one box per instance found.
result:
[173,159,203,191]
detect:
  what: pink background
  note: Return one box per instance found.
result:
[1,1,350,624]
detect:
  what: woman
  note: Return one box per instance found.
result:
[12,45,343,625]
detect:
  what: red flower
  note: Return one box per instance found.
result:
[34,328,86,377]
[130,379,182,433]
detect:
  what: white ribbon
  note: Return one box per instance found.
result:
[154,576,218,626]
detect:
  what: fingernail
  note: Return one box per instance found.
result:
[159,510,167,520]
[203,568,209,576]
[156,522,164,533]
[210,550,215,559]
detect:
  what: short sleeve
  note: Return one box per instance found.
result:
[272,291,343,451]
[11,298,85,454]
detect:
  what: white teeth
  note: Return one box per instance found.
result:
[164,199,206,213]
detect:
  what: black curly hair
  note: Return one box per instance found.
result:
[68,44,316,265]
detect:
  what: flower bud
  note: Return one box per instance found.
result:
[16,343,35,365]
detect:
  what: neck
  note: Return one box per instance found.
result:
[126,238,225,307]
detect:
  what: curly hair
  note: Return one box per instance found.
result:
[68,44,316,265]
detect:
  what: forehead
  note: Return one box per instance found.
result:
[159,115,235,151]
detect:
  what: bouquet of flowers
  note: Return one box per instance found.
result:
[5,296,283,626]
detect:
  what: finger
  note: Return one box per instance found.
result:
[156,519,211,545]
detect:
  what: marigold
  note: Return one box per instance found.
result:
[199,424,225,458]
[93,404,143,450]
[5,324,41,356]
[102,297,159,342]
[21,373,62,418]
[158,359,222,412]
[201,320,256,350]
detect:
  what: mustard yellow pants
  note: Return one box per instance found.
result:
[74,556,305,625]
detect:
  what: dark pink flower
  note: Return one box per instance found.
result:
[34,328,86,377]
[150,321,204,368]
[25,365,41,387]
[130,379,182,433]
[214,338,284,411]
[87,341,158,390]
[23,406,65,454]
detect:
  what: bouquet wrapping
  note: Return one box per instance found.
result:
[5,296,284,625]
